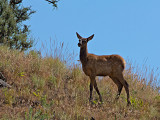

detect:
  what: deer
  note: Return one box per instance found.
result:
[76,32,131,105]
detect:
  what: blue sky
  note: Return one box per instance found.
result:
[23,0,160,69]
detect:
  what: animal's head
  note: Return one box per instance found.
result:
[76,32,94,47]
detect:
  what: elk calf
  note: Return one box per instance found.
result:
[76,32,131,105]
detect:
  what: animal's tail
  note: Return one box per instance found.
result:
[122,58,126,70]
[118,55,126,70]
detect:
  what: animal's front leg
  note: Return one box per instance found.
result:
[89,76,95,102]
[94,81,102,102]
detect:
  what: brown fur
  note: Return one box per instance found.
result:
[76,32,131,105]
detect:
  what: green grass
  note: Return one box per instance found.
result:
[0,44,159,120]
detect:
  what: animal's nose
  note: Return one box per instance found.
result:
[78,43,81,47]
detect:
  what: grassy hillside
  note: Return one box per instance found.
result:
[0,45,159,120]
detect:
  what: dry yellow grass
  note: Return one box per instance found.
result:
[0,44,159,120]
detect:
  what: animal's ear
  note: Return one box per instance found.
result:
[76,32,82,39]
[87,34,94,41]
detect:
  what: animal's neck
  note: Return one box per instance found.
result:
[80,45,88,64]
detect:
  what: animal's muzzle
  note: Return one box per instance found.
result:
[78,43,81,47]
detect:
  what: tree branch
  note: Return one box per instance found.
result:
[45,0,59,8]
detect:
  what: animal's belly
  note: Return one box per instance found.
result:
[82,62,112,76]
[95,64,112,76]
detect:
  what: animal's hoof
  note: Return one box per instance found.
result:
[99,96,103,102]
[127,101,131,106]
[115,95,120,100]
[100,99,103,104]
[89,98,93,102]
[99,101,103,105]
[90,117,95,120]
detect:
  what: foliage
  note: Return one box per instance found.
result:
[0,0,35,51]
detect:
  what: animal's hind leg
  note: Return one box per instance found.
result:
[94,81,102,102]
[117,74,131,105]
[110,76,123,100]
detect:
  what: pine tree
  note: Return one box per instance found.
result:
[0,0,35,51]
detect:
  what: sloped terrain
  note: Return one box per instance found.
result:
[0,46,159,120]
